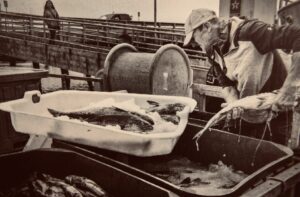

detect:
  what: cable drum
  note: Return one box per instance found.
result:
[101,43,192,96]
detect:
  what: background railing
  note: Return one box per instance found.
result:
[0,11,206,61]
[0,11,210,92]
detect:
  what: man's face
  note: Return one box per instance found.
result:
[192,21,224,54]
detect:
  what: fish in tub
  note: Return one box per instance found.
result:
[0,90,196,156]
[47,100,186,133]
[0,172,109,197]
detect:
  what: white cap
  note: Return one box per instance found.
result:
[184,9,217,46]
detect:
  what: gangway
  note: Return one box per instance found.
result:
[0,12,207,77]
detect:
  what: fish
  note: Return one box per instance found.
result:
[193,92,278,150]
[115,107,154,125]
[146,100,185,124]
[48,106,153,132]
[160,115,180,125]
[46,180,83,197]
[65,175,107,197]
[73,188,99,197]
[31,174,83,197]
[147,100,185,115]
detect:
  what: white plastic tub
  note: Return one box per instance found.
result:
[0,90,196,156]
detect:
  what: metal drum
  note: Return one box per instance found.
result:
[103,43,192,96]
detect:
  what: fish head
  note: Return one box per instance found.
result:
[172,103,185,111]
[139,121,154,131]
[124,122,153,132]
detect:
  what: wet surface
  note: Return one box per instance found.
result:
[137,157,248,195]
[0,62,90,93]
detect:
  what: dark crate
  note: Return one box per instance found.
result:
[0,148,177,197]
[53,123,294,197]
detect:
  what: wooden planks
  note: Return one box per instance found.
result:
[0,36,105,75]
[68,48,104,75]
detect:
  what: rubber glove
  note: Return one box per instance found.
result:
[221,86,269,123]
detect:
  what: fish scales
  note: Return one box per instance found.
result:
[48,107,154,132]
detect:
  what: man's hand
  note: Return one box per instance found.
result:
[272,88,297,112]
[221,103,244,120]
[221,86,242,120]
[272,52,300,111]
[222,102,270,123]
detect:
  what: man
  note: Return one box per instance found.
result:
[184,9,300,144]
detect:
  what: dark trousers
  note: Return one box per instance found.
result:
[49,29,59,44]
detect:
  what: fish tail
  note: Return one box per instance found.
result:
[192,114,226,141]
[147,100,159,106]
[192,128,207,141]
[112,106,126,112]
[137,120,153,131]
[48,108,63,117]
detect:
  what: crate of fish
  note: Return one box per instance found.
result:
[0,90,196,156]
[0,148,177,197]
[52,122,294,197]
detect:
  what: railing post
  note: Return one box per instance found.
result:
[0,13,2,31]
[133,30,137,47]
[43,20,46,39]
[4,13,7,32]
[61,69,70,90]
[9,59,16,67]
[97,25,100,47]
[11,16,14,32]
[29,17,33,35]
[135,29,139,45]
[82,24,86,44]
[142,22,146,42]
[59,20,63,41]
[23,18,26,33]
[32,62,40,69]
[105,24,109,47]
[86,74,94,91]
[67,21,70,42]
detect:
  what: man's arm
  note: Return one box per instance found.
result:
[238,21,300,54]
[238,21,300,110]
[273,52,300,110]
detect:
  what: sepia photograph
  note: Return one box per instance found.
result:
[0,0,300,196]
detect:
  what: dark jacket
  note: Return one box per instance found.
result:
[44,3,60,29]
[237,20,300,54]
[236,20,300,92]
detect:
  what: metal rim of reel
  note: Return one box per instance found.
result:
[103,43,138,91]
[149,43,192,94]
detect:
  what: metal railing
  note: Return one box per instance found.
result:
[0,11,206,60]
